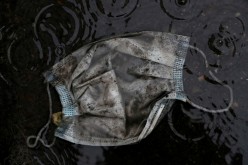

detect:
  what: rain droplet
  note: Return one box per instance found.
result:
[216,39,224,47]
[176,0,188,6]
[55,45,65,56]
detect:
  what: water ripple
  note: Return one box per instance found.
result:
[33,2,94,64]
[6,30,44,86]
[159,0,203,20]
[83,0,139,20]
[190,5,247,73]
[168,102,205,142]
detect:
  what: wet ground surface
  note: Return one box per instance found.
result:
[0,0,248,164]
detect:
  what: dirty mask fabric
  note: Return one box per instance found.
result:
[43,31,190,146]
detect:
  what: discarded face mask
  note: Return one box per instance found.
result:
[37,31,233,146]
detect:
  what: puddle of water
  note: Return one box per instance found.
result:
[0,0,248,164]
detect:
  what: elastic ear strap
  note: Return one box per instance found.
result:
[185,45,234,113]
[26,83,56,148]
[187,45,209,68]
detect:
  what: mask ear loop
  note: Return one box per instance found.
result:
[185,45,234,113]
[26,83,56,148]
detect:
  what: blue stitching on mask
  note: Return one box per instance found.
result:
[55,84,76,116]
[173,40,189,101]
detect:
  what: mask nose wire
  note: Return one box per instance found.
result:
[26,82,56,148]
[185,45,234,113]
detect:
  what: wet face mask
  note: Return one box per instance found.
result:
[32,31,233,146]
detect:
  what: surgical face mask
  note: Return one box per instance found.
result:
[27,31,233,147]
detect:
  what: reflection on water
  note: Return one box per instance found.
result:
[0,0,248,164]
